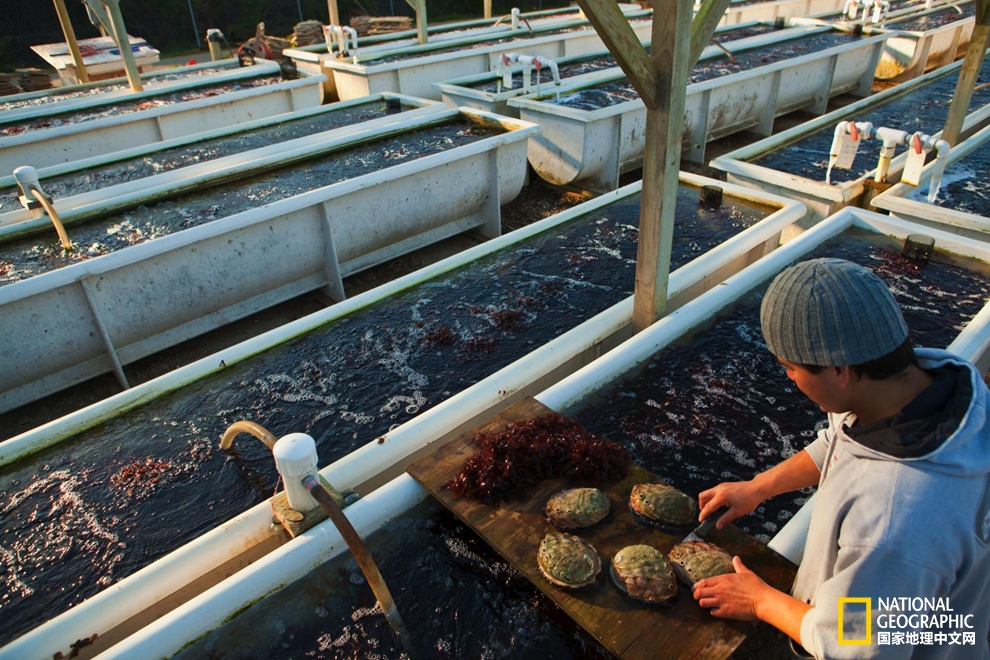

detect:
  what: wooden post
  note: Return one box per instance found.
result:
[689,0,734,68]
[942,0,990,146]
[484,0,493,19]
[415,0,428,44]
[102,0,143,92]
[327,0,340,26]
[579,0,727,331]
[52,0,90,83]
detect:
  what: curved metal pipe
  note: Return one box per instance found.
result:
[302,475,414,651]
[220,421,277,450]
[30,186,72,251]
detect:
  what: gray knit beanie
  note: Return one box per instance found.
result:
[760,258,908,366]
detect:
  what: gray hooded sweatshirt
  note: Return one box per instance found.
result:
[794,348,990,659]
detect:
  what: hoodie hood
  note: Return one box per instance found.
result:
[837,348,990,477]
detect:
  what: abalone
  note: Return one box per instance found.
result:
[628,483,698,531]
[609,544,678,605]
[537,532,602,589]
[544,487,611,531]
[668,540,734,587]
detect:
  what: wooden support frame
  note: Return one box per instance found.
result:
[53,0,90,83]
[327,0,340,27]
[943,0,990,145]
[404,0,429,44]
[577,0,731,331]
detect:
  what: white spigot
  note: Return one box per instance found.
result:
[497,52,560,92]
[323,24,358,56]
[511,7,521,30]
[14,165,72,250]
[272,432,320,512]
[826,120,874,184]
[844,0,860,20]
[903,132,951,201]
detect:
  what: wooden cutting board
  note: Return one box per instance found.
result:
[407,397,798,660]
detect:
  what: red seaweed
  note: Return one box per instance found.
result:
[446,413,629,505]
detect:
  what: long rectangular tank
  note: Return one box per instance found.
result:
[0,108,536,415]
[709,53,990,223]
[872,121,990,239]
[286,16,654,102]
[435,21,786,117]
[0,93,442,227]
[874,1,977,80]
[507,25,889,191]
[0,63,326,173]
[0,174,807,658]
[83,207,990,660]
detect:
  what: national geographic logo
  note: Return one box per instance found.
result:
[838,597,978,647]
[838,598,871,645]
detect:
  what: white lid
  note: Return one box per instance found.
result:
[272,433,318,477]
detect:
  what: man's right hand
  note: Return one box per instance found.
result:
[698,480,768,529]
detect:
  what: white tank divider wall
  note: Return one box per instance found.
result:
[507,29,888,192]
[872,122,990,241]
[0,60,282,126]
[0,108,538,415]
[0,176,807,660]
[0,93,443,219]
[288,18,654,102]
[82,207,990,660]
[709,55,990,224]
[719,0,846,25]
[875,1,977,80]
[0,72,327,173]
[0,58,266,109]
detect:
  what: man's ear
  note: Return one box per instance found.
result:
[836,365,855,387]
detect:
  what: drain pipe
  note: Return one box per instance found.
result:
[13,166,72,251]
[273,431,411,649]
[843,0,860,20]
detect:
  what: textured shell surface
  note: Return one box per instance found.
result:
[629,483,698,527]
[668,541,733,587]
[537,532,602,589]
[545,487,611,530]
[610,544,677,604]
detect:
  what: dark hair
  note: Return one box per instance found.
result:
[799,337,917,380]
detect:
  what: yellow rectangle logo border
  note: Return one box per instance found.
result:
[838,597,871,645]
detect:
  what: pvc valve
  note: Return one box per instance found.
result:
[273,432,320,512]
[13,165,41,203]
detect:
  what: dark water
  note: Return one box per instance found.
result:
[0,75,281,137]
[0,187,770,644]
[571,232,990,545]
[0,119,499,286]
[0,101,404,215]
[171,232,990,660]
[752,58,990,184]
[908,140,990,216]
[549,32,858,110]
[0,66,233,114]
[892,3,975,31]
[467,24,778,94]
[174,499,616,660]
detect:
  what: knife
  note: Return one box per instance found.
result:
[682,505,730,543]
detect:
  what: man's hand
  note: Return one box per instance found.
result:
[694,557,812,645]
[693,556,767,619]
[697,480,767,529]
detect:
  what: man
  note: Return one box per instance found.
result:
[692,258,990,659]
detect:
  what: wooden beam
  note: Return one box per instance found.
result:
[689,0,734,68]
[577,0,660,109]
[633,0,696,331]
[102,0,143,93]
[484,0,492,19]
[942,1,990,145]
[53,0,89,83]
[404,0,428,44]
[327,0,340,26]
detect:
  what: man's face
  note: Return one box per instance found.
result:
[776,357,850,414]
